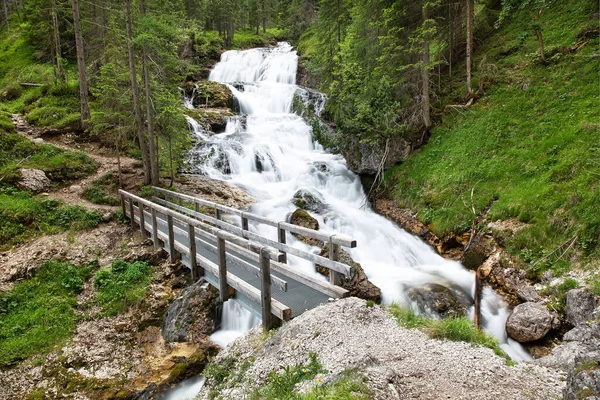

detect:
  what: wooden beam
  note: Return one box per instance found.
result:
[167,215,176,263]
[138,201,145,237]
[277,223,287,264]
[129,199,135,228]
[151,208,159,251]
[188,223,199,280]
[260,248,274,330]
[329,241,341,286]
[217,237,228,302]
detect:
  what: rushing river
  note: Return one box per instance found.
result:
[186,42,530,361]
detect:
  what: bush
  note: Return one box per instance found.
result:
[93,259,152,316]
[0,260,94,366]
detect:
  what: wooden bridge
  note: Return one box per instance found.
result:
[119,187,357,330]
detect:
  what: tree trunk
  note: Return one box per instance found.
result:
[71,0,91,125]
[448,4,453,80]
[51,1,65,84]
[2,0,9,31]
[141,51,159,185]
[262,0,266,33]
[536,9,546,63]
[422,6,431,129]
[466,0,474,97]
[125,0,150,184]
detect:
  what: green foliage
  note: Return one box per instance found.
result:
[0,187,102,248]
[540,278,579,313]
[82,173,119,206]
[300,370,372,400]
[92,259,152,316]
[385,1,600,274]
[0,260,94,366]
[388,304,511,362]
[249,352,326,400]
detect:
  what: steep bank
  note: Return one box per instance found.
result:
[198,298,563,400]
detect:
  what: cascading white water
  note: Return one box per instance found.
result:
[188,42,530,361]
[209,299,261,348]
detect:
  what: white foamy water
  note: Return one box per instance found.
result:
[163,376,205,400]
[186,42,529,361]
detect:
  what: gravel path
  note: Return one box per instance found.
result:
[199,298,564,399]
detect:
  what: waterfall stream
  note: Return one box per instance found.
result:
[188,42,531,360]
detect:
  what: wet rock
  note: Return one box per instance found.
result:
[162,279,219,343]
[16,168,50,193]
[175,176,254,209]
[461,235,497,269]
[181,81,234,109]
[538,322,600,370]
[342,136,411,175]
[288,209,320,245]
[292,189,326,213]
[184,108,234,134]
[407,283,469,319]
[317,245,381,303]
[506,302,552,343]
[565,289,598,327]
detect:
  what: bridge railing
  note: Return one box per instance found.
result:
[119,189,292,329]
[152,186,357,285]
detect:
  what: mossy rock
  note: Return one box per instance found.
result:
[183,108,233,134]
[181,81,233,109]
[288,209,321,246]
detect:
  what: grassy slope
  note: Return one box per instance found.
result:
[384,1,600,278]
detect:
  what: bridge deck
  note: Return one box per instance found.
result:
[126,202,332,320]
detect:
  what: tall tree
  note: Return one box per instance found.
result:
[421,3,432,129]
[125,0,150,184]
[2,0,9,31]
[71,0,91,125]
[50,0,65,83]
[466,0,473,97]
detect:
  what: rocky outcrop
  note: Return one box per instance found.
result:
[288,208,320,246]
[564,355,600,400]
[198,298,563,400]
[162,279,219,343]
[342,136,412,176]
[292,189,326,213]
[17,168,50,193]
[407,283,468,318]
[565,289,598,327]
[317,245,381,303]
[184,108,234,133]
[175,175,254,209]
[181,81,234,109]
[506,302,552,342]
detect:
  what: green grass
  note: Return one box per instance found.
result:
[384,1,600,279]
[0,131,96,185]
[231,28,284,49]
[299,370,372,400]
[0,187,102,248]
[388,304,511,363]
[82,172,119,206]
[92,259,152,316]
[0,260,94,366]
[248,352,326,400]
[540,278,580,313]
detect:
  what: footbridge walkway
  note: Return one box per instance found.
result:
[119,187,357,329]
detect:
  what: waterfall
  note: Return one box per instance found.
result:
[209,299,261,348]
[186,42,529,361]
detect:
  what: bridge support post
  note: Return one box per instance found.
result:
[241,214,249,231]
[217,237,228,303]
[474,266,483,330]
[167,215,177,263]
[120,196,126,218]
[188,224,201,280]
[129,199,135,229]
[138,201,146,237]
[277,223,287,264]
[260,248,275,331]
[215,208,221,220]
[151,208,159,251]
[329,239,341,286]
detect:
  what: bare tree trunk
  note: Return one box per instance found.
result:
[51,1,65,83]
[536,9,546,63]
[71,0,91,125]
[141,52,159,185]
[168,135,174,188]
[466,0,474,97]
[125,0,151,184]
[262,0,266,33]
[422,6,431,129]
[2,0,9,32]
[449,4,453,80]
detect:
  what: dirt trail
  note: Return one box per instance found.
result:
[11,114,141,211]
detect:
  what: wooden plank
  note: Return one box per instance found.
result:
[277,222,357,248]
[260,249,274,330]
[217,237,228,302]
[138,201,145,236]
[188,224,199,280]
[153,197,351,276]
[329,242,341,286]
[167,215,176,263]
[277,223,287,264]
[129,199,135,228]
[120,196,126,218]
[151,208,159,251]
[242,216,249,231]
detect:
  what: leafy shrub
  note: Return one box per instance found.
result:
[93,259,152,316]
[0,260,93,366]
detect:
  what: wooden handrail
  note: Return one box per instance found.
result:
[152,186,357,248]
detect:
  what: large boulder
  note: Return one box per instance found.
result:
[317,245,381,303]
[17,168,50,193]
[288,208,321,246]
[505,302,552,343]
[563,354,600,400]
[184,108,234,134]
[407,283,469,319]
[292,189,326,213]
[181,81,234,109]
[162,279,219,343]
[565,289,598,327]
[341,135,411,175]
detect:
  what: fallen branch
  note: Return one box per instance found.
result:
[19,82,44,87]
